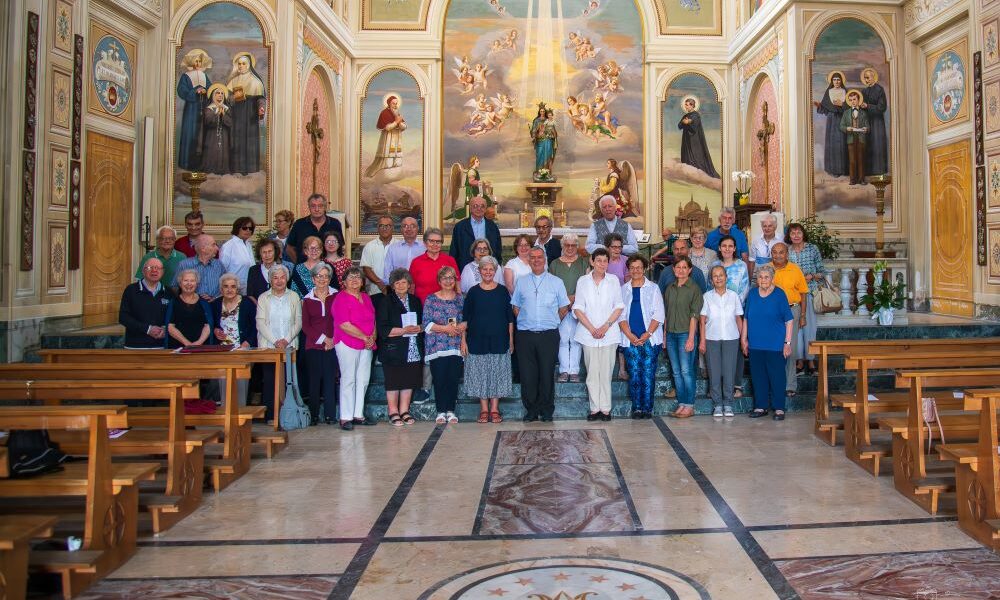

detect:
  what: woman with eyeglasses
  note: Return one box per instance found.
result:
[409,228,460,302]
[424,266,465,424]
[301,262,340,425]
[549,233,588,382]
[376,268,424,427]
[689,226,718,281]
[321,230,351,289]
[269,210,294,262]
[290,235,324,296]
[220,216,257,294]
[333,267,377,430]
[504,234,536,293]
[460,238,493,293]
[247,238,294,302]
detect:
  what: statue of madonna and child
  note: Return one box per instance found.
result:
[529,102,558,182]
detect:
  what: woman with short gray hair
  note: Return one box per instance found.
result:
[462,255,515,423]
[741,263,793,420]
[548,233,588,382]
[376,267,424,426]
[301,261,338,425]
[257,262,302,420]
[461,238,493,293]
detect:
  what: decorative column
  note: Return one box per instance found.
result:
[856,267,870,316]
[868,175,891,258]
[839,268,853,316]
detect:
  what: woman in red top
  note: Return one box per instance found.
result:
[408,227,459,302]
[301,262,338,425]
[321,230,352,289]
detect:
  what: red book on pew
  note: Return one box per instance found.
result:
[176,344,235,354]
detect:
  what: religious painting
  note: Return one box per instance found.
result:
[88,22,136,124]
[658,0,722,36]
[809,18,892,223]
[749,76,781,207]
[53,0,73,53]
[985,19,999,71]
[50,147,68,207]
[50,68,71,131]
[927,39,970,133]
[987,79,1000,134]
[172,2,270,225]
[989,148,1000,211]
[47,222,68,289]
[299,68,332,215]
[359,68,423,235]
[442,0,644,232]
[362,0,429,31]
[662,72,722,225]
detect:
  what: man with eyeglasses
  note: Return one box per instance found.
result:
[360,215,396,295]
[135,225,186,285]
[586,195,638,255]
[285,193,344,263]
[409,228,460,302]
[533,215,561,264]
[174,235,225,300]
[449,195,502,271]
[383,216,426,281]
[119,257,175,349]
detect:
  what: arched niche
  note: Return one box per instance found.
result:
[746,73,781,209]
[298,64,338,216]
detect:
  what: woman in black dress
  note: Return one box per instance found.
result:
[166,269,215,348]
[376,268,424,426]
[461,256,515,423]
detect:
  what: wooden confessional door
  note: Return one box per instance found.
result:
[83,133,134,326]
[928,141,975,317]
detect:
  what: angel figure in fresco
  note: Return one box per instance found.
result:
[678,95,720,179]
[502,29,518,51]
[466,103,501,136]
[444,156,496,221]
[591,159,639,219]
[198,83,234,175]
[582,0,600,16]
[226,52,267,175]
[489,39,504,55]
[579,103,614,141]
[812,70,848,177]
[472,63,491,90]
[566,96,586,132]
[177,48,213,170]
[496,93,516,121]
[364,94,406,178]
[606,76,623,94]
[593,93,619,135]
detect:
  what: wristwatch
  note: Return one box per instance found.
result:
[783,341,791,345]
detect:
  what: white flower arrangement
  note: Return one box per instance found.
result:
[731,170,755,195]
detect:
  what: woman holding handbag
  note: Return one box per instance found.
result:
[786,223,825,374]
[376,268,424,427]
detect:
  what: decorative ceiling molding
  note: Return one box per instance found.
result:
[904,0,962,31]
[739,38,779,82]
[304,27,344,74]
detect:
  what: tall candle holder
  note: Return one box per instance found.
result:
[867,174,891,258]
[182,171,208,215]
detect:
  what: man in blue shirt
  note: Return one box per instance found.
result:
[657,239,707,293]
[705,207,749,262]
[174,235,225,300]
[511,247,570,422]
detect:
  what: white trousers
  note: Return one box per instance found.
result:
[335,343,373,421]
[558,313,582,375]
[583,344,617,413]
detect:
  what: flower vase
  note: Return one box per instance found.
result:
[877,308,895,326]
[733,192,750,206]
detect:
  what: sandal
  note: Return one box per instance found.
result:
[733,387,744,399]
[389,413,404,427]
[400,411,416,425]
[490,411,503,424]
[478,411,489,424]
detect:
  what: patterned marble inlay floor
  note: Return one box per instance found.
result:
[474,429,641,535]
[74,575,339,599]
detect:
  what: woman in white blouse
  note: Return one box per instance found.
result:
[573,248,625,422]
[504,234,535,293]
[460,238,493,294]
[255,264,302,421]
[617,254,664,419]
[699,265,744,418]
[220,216,257,294]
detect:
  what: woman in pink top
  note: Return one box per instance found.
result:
[332,266,377,431]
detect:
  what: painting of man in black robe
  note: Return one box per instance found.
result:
[813,70,848,177]
[860,67,889,176]
[678,96,720,179]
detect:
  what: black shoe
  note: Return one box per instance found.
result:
[748,409,768,419]
[523,414,538,422]
[354,417,377,426]
[644,412,654,419]
[601,412,612,422]
[631,411,642,420]
[309,417,319,426]
[340,421,354,431]
[587,412,599,422]
[773,411,786,421]
[540,415,553,422]
[323,417,336,425]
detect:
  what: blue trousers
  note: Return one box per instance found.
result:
[749,349,786,411]
[665,332,697,406]
[624,342,660,412]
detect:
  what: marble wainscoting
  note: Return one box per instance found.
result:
[474,429,641,535]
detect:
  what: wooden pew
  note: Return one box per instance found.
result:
[937,389,1000,551]
[834,350,1000,476]
[0,515,58,600]
[0,404,159,598]
[0,366,230,531]
[876,369,1000,514]
[39,349,289,466]
[808,338,1000,446]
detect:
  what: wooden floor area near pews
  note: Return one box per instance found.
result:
[0,349,294,599]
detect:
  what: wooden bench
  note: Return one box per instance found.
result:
[834,350,1000,476]
[808,338,1000,446]
[875,369,1000,514]
[937,389,1000,552]
[0,515,58,600]
[0,404,159,598]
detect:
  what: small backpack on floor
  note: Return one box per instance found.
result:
[279,348,311,431]
[7,430,67,477]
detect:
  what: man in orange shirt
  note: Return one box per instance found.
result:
[771,243,808,398]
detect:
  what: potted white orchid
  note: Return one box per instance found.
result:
[731,170,755,206]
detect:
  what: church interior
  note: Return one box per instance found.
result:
[4,0,1000,598]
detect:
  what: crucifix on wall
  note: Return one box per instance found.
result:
[305,98,324,195]
[756,101,775,204]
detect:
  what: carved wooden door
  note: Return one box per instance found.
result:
[83,133,134,326]
[929,141,974,317]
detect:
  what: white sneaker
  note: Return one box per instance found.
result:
[446,411,459,424]
[723,406,735,417]
[712,406,723,418]
[435,412,447,424]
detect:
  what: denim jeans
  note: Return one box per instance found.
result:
[665,332,696,406]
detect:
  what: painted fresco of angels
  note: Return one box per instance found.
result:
[582,0,601,16]
[592,61,624,93]
[472,63,492,90]
[462,92,516,136]
[444,157,497,222]
[567,32,601,62]
[451,56,476,95]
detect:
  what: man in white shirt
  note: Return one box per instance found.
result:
[586,195,638,255]
[749,213,781,275]
[360,215,395,295]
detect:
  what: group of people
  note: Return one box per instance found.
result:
[121,194,825,427]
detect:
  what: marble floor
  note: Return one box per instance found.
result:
[68,414,1000,600]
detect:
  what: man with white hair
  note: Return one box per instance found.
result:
[383,216,426,280]
[119,257,174,349]
[450,196,502,271]
[174,235,225,300]
[749,213,781,272]
[705,207,749,262]
[586,195,638,255]
[136,225,186,285]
